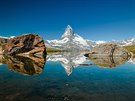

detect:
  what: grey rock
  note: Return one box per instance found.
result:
[89,43,130,57]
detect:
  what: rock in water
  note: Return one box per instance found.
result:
[89,43,130,57]
[1,34,46,56]
[84,43,131,68]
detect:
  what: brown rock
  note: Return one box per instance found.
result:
[1,34,46,56]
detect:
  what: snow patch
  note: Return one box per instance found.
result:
[96,40,106,44]
[0,36,9,39]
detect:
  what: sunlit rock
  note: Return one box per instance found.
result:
[0,34,46,57]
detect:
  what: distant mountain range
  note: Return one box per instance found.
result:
[45,25,135,50]
[0,25,135,50]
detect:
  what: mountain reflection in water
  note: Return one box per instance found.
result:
[47,52,133,75]
[0,55,46,75]
[0,52,135,101]
[0,52,134,76]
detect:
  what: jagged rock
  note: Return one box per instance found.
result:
[0,55,46,75]
[1,34,46,56]
[88,43,130,57]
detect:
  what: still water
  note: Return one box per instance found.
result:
[0,52,135,101]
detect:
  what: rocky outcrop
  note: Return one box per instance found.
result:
[0,55,46,75]
[87,43,130,57]
[0,34,46,56]
[84,43,131,68]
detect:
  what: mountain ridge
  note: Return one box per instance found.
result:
[45,25,135,50]
[45,25,92,51]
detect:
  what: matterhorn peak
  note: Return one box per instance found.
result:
[61,25,74,38]
[66,25,72,31]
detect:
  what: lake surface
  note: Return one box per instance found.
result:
[0,52,135,101]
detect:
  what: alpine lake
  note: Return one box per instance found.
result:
[0,52,135,101]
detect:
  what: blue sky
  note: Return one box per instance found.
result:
[0,0,134,41]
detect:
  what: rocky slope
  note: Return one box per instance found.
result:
[0,34,46,56]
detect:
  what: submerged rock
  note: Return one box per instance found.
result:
[0,34,46,56]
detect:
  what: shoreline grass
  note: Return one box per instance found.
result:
[46,47,66,53]
[123,45,135,54]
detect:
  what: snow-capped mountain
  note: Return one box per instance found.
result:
[0,36,15,39]
[45,25,92,50]
[0,36,9,39]
[116,38,135,46]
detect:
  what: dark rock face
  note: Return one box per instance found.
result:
[89,43,130,57]
[1,34,46,56]
[0,55,46,75]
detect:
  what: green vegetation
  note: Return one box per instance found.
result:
[123,45,135,54]
[46,47,66,53]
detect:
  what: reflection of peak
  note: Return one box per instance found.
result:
[61,25,74,38]
[47,52,88,76]
[61,64,73,76]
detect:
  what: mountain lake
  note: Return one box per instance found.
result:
[0,52,135,101]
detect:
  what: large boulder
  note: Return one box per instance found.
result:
[89,43,130,57]
[1,34,46,56]
[84,43,131,68]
